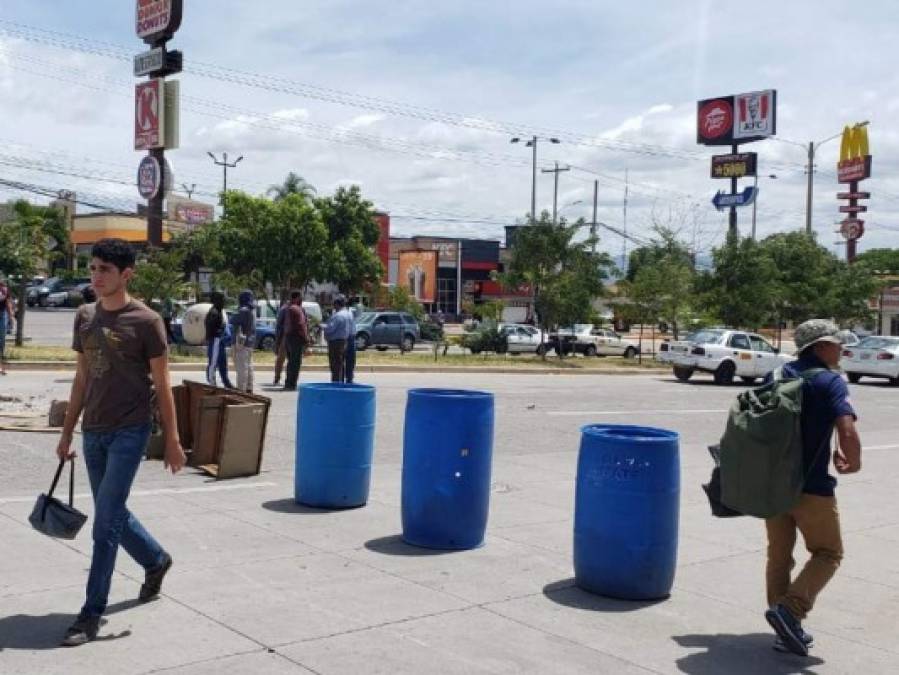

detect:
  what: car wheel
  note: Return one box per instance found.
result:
[740,376,757,385]
[673,366,693,382]
[714,361,736,386]
[847,373,861,384]
[355,334,370,351]
[258,335,275,351]
[401,335,415,352]
[496,342,508,354]
[624,346,637,359]
[888,375,899,387]
[584,345,597,357]
[470,346,481,355]
[536,344,547,356]
[375,345,388,351]
[38,296,48,308]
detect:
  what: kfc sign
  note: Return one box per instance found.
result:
[734,90,776,141]
[697,90,777,145]
[136,0,183,44]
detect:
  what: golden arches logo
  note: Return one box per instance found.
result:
[840,125,870,162]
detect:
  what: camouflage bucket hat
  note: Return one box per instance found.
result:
[793,319,843,354]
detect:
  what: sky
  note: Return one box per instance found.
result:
[2,0,899,262]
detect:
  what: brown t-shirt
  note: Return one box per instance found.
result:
[72,299,167,432]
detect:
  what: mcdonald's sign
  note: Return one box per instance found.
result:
[837,125,872,183]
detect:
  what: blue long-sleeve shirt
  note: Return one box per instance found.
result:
[324,308,353,341]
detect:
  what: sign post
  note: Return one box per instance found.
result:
[697,90,776,238]
[134,0,183,247]
[835,124,872,263]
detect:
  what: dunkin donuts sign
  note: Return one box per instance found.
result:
[697,90,777,146]
[136,0,183,43]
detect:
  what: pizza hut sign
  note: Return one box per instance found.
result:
[136,0,183,44]
[697,90,777,146]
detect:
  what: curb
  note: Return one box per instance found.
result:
[6,361,670,376]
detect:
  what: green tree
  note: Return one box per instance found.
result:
[0,200,68,346]
[129,247,192,309]
[210,191,329,303]
[853,248,899,274]
[697,234,778,329]
[385,285,425,320]
[625,226,694,282]
[503,212,614,358]
[315,186,383,294]
[267,172,316,201]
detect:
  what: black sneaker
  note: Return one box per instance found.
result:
[139,552,173,602]
[774,626,813,653]
[765,604,809,656]
[61,615,100,647]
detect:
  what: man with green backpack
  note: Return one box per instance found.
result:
[719,319,862,656]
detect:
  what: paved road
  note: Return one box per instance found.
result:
[14,306,78,346]
[1,370,897,673]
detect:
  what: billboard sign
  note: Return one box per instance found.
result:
[136,0,183,44]
[734,90,777,141]
[134,47,165,76]
[697,90,777,145]
[837,125,872,183]
[398,250,438,303]
[167,196,214,226]
[134,79,164,150]
[137,155,161,199]
[711,152,757,179]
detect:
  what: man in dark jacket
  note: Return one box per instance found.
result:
[283,290,309,391]
[763,319,862,657]
[204,291,233,389]
[273,300,289,386]
[230,289,256,393]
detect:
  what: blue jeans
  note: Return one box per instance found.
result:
[206,337,233,388]
[80,423,165,618]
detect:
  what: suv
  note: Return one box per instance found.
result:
[355,311,420,352]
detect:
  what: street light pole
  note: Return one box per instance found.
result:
[207,151,243,216]
[181,183,196,199]
[510,135,560,223]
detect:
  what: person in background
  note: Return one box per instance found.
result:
[343,302,358,384]
[160,297,176,343]
[230,289,256,393]
[204,291,234,389]
[323,295,352,383]
[283,290,309,391]
[0,276,14,375]
[272,298,289,386]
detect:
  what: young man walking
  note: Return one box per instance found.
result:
[323,295,352,383]
[230,289,256,393]
[764,319,862,656]
[272,299,289,386]
[204,291,233,389]
[283,290,309,391]
[0,275,14,375]
[55,238,186,646]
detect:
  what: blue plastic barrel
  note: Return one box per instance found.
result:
[295,383,376,508]
[574,424,680,600]
[402,388,494,550]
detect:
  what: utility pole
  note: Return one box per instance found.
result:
[590,180,598,254]
[622,168,629,275]
[729,143,739,237]
[541,161,570,225]
[207,151,243,216]
[805,141,814,235]
[181,182,196,199]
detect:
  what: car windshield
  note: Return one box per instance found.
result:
[858,336,899,349]
[687,329,725,345]
[357,312,377,325]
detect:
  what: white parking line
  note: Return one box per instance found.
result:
[546,409,729,416]
[866,444,899,451]
[0,481,278,505]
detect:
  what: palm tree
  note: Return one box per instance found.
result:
[267,172,316,201]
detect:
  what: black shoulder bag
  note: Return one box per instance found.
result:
[29,459,88,539]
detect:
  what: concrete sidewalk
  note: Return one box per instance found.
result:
[1,371,897,674]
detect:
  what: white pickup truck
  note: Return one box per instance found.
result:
[667,328,790,385]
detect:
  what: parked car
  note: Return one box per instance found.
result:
[841,336,899,385]
[550,324,639,357]
[47,279,88,307]
[27,276,90,307]
[498,323,548,355]
[668,328,790,385]
[355,311,420,352]
[463,326,506,354]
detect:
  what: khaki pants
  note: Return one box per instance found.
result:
[233,342,254,393]
[765,494,843,620]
